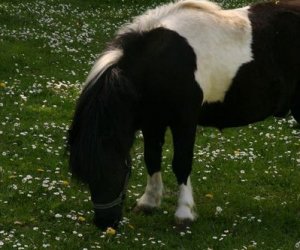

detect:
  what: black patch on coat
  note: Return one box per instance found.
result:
[198,1,300,128]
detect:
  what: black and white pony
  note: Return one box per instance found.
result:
[68,0,300,229]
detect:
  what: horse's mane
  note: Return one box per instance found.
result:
[178,0,221,12]
[119,0,222,34]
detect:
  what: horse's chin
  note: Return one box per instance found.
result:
[94,217,121,231]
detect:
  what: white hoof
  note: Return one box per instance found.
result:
[175,205,197,222]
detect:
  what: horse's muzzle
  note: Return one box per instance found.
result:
[93,206,122,230]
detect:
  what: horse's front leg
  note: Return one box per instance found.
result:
[170,122,197,225]
[134,126,166,213]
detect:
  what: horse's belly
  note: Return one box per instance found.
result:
[198,100,270,129]
[198,77,280,128]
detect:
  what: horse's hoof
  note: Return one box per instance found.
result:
[133,204,157,215]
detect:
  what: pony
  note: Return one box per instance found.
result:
[68,0,300,229]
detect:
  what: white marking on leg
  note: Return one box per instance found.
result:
[175,177,196,222]
[137,172,163,208]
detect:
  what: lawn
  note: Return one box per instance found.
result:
[0,0,300,249]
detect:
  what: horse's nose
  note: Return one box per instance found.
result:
[94,216,120,230]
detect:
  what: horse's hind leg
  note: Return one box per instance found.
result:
[291,83,300,124]
[134,126,166,213]
[170,121,197,225]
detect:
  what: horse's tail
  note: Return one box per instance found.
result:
[67,48,137,182]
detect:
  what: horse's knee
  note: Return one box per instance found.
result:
[143,126,166,175]
[170,123,197,184]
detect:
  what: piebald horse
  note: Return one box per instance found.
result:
[68,0,300,229]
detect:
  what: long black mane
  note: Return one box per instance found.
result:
[68,65,137,182]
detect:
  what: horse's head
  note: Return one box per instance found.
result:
[68,31,138,230]
[87,152,132,230]
[68,80,135,230]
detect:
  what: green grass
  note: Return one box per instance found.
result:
[0,0,300,249]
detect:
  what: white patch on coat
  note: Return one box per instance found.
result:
[119,0,253,103]
[84,49,123,87]
[119,0,221,34]
[175,177,196,221]
[136,172,163,208]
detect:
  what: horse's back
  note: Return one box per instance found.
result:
[116,1,300,128]
[277,0,300,9]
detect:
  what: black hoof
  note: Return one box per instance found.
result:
[133,204,157,215]
[174,218,193,231]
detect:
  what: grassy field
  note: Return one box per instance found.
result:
[1,0,300,249]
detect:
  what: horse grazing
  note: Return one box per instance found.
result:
[68,0,300,229]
